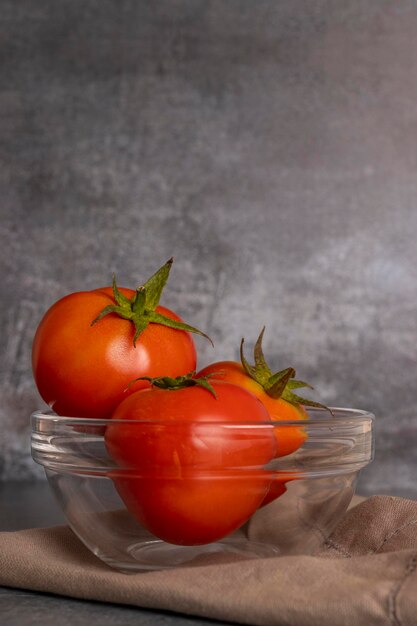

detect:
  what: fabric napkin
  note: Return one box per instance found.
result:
[0,495,417,626]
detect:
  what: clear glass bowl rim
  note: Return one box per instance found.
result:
[31,406,375,428]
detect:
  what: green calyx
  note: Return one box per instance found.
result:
[131,372,217,398]
[91,258,213,347]
[240,327,331,413]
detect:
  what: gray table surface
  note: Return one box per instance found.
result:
[0,482,235,626]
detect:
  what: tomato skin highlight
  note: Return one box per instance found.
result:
[106,382,277,545]
[197,361,308,458]
[32,287,197,418]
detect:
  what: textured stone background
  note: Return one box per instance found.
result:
[1,0,416,496]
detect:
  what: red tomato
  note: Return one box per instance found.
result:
[105,381,277,545]
[197,361,308,458]
[32,286,198,418]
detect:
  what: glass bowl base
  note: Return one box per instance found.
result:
[101,538,281,572]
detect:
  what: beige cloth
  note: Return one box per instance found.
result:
[0,495,417,625]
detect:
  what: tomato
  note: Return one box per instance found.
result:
[197,328,330,457]
[197,328,331,507]
[32,260,210,418]
[105,379,277,545]
[258,470,304,507]
[197,361,308,457]
[260,479,287,507]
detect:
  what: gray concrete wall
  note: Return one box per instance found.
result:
[1,1,417,496]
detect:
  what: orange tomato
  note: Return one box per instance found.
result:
[197,361,307,457]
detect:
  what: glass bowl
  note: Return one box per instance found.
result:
[31,408,374,572]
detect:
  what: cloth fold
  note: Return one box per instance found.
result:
[1,495,417,626]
